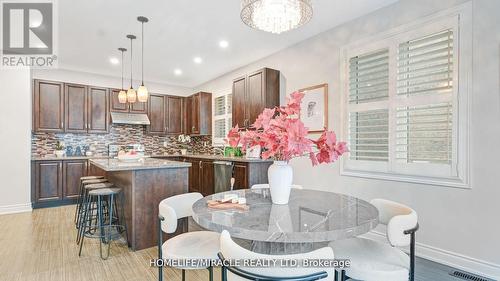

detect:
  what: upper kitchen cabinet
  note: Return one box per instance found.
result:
[147,94,184,135]
[109,88,148,114]
[87,86,109,133]
[109,89,129,112]
[186,92,212,135]
[147,94,166,135]
[33,80,109,134]
[64,83,87,133]
[33,80,65,132]
[232,68,280,128]
[166,96,184,135]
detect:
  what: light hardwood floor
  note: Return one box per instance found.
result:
[0,205,217,281]
[0,205,475,281]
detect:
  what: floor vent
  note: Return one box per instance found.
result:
[449,270,495,281]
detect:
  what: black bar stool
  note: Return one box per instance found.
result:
[76,182,114,244]
[74,176,107,226]
[78,186,128,260]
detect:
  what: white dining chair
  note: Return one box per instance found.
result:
[251,183,303,189]
[330,199,419,281]
[158,193,220,281]
[219,230,335,281]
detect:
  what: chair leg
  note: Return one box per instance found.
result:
[78,195,91,257]
[341,270,346,281]
[409,231,416,281]
[182,269,186,281]
[207,266,213,281]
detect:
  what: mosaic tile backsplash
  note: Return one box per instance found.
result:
[31,124,214,157]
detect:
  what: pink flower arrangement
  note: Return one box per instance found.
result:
[226,91,348,165]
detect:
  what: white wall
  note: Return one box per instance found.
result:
[0,69,32,214]
[196,0,500,278]
[32,68,193,96]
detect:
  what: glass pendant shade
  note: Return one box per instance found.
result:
[137,85,148,102]
[127,87,137,103]
[118,90,127,103]
[240,0,313,34]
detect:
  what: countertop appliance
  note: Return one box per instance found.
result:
[108,144,146,157]
[214,161,233,193]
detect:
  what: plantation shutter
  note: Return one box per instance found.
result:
[348,48,389,163]
[349,109,389,162]
[349,49,389,104]
[214,119,226,139]
[395,30,454,164]
[214,96,226,116]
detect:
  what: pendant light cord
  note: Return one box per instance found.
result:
[141,22,144,86]
[130,38,133,88]
[121,50,124,90]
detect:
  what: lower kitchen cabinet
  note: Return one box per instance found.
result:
[200,160,215,196]
[32,159,91,208]
[188,159,201,193]
[232,161,272,190]
[63,160,88,199]
[32,161,63,205]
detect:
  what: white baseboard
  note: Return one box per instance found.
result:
[361,231,500,280]
[0,203,32,215]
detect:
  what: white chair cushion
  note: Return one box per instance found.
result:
[162,231,220,269]
[330,238,410,281]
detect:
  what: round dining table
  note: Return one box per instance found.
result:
[192,188,379,254]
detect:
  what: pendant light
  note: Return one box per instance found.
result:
[136,16,149,103]
[126,34,137,103]
[117,47,127,103]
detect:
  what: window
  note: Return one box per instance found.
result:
[212,90,233,146]
[341,4,471,188]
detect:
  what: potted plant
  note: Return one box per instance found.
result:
[54,141,66,158]
[226,91,348,204]
[177,134,191,155]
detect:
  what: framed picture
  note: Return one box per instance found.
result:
[298,83,328,133]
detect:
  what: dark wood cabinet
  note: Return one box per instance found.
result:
[148,94,166,135]
[32,161,63,204]
[34,80,109,134]
[188,159,201,193]
[232,68,280,128]
[64,83,87,133]
[200,160,215,196]
[232,76,247,129]
[109,89,129,112]
[109,88,148,114]
[87,86,109,133]
[130,101,148,114]
[63,160,88,199]
[148,94,185,135]
[166,96,184,135]
[33,80,65,132]
[186,92,212,135]
[232,163,248,190]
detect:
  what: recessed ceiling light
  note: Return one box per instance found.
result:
[193,57,203,64]
[109,57,119,65]
[219,40,229,49]
[174,68,183,76]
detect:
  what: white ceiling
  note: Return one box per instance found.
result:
[58,0,398,88]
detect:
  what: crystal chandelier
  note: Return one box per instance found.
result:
[241,0,313,34]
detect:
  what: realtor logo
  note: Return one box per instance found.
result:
[1,1,57,68]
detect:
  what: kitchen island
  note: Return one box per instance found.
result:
[89,158,191,251]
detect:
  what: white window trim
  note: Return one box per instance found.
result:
[212,88,232,146]
[339,2,472,189]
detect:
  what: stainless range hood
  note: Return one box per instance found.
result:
[111,112,150,125]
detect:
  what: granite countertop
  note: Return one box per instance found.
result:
[89,157,191,172]
[31,155,111,161]
[151,153,274,163]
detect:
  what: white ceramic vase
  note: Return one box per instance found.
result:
[180,149,188,155]
[55,150,65,158]
[268,161,293,205]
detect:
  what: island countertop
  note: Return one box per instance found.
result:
[89,157,191,172]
